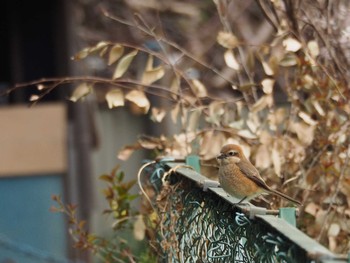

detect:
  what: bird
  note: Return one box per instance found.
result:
[217,144,301,205]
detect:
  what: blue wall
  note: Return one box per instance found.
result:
[0,174,69,263]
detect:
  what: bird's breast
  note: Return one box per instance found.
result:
[218,163,263,199]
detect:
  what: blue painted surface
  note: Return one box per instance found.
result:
[0,174,69,263]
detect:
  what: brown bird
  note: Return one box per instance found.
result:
[217,144,301,205]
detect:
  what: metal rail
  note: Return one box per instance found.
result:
[165,158,349,263]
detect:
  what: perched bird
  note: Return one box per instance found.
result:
[217,144,301,205]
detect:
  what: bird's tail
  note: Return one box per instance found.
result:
[269,189,301,205]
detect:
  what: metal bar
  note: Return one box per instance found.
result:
[164,161,348,262]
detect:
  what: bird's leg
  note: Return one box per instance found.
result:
[236,196,247,204]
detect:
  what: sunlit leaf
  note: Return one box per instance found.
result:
[37,84,45,90]
[72,47,90,60]
[307,40,319,58]
[191,79,207,98]
[279,53,298,67]
[171,103,180,123]
[328,223,340,237]
[224,49,240,70]
[141,66,165,85]
[312,101,325,116]
[151,107,166,122]
[170,77,180,99]
[298,111,317,126]
[261,78,275,94]
[29,94,40,102]
[133,215,146,241]
[125,89,150,114]
[69,83,92,102]
[108,44,124,65]
[217,31,239,49]
[187,109,201,131]
[272,146,281,177]
[105,89,124,109]
[283,37,302,52]
[113,50,138,79]
[262,60,274,76]
[145,55,154,71]
[237,129,257,139]
[117,145,136,160]
[255,144,271,169]
[251,95,273,112]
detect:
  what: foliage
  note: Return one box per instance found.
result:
[51,166,152,262]
[6,0,350,257]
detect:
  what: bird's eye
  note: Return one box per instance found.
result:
[228,151,238,156]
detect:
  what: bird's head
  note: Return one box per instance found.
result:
[216,144,244,165]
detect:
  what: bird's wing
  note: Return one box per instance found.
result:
[237,160,271,191]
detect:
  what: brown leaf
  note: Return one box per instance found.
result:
[69,83,92,102]
[191,79,207,98]
[105,89,124,109]
[125,90,150,114]
[133,215,146,241]
[108,44,124,65]
[141,66,165,85]
[217,31,239,49]
[113,50,138,79]
[151,107,166,123]
[117,145,137,161]
[224,49,240,70]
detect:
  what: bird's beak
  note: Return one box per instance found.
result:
[216,153,225,160]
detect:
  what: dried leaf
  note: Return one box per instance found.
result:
[279,53,298,67]
[237,129,257,139]
[262,60,274,76]
[187,109,201,132]
[29,94,40,102]
[305,202,320,216]
[261,78,275,94]
[117,145,136,160]
[224,49,240,70]
[133,215,146,241]
[108,44,124,65]
[283,37,302,52]
[205,101,225,126]
[307,40,319,58]
[151,107,166,122]
[255,145,271,169]
[312,101,325,116]
[171,103,180,123]
[113,50,138,79]
[72,47,90,60]
[217,31,239,49]
[125,90,150,114]
[141,66,165,85]
[37,84,45,90]
[69,83,92,102]
[328,223,340,237]
[170,77,180,98]
[272,146,281,177]
[191,79,207,98]
[105,89,124,109]
[298,111,318,126]
[288,121,315,146]
[145,55,154,71]
[251,95,273,112]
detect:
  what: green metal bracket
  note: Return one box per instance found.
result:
[185,155,201,173]
[279,207,297,227]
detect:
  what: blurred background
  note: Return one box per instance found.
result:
[2,0,350,262]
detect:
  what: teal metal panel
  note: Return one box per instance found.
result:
[0,174,69,262]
